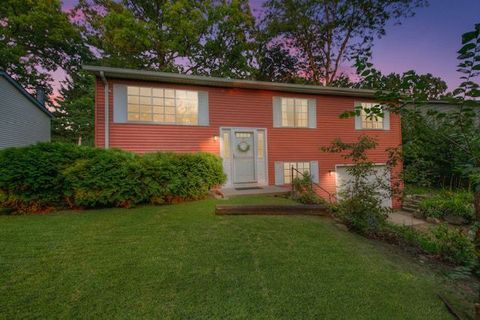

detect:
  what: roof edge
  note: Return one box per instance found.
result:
[0,71,53,118]
[83,65,377,98]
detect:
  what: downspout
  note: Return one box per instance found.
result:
[100,71,109,149]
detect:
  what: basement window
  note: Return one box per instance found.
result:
[283,162,310,184]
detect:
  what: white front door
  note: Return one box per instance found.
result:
[233,131,256,183]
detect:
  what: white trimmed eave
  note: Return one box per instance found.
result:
[83,65,377,98]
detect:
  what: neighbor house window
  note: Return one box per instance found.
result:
[127,86,199,125]
[359,102,384,129]
[281,98,308,127]
[283,162,310,184]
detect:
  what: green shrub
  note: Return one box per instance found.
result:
[0,143,226,212]
[0,143,99,212]
[431,224,476,266]
[336,194,389,236]
[63,150,148,208]
[418,191,474,222]
[143,152,226,203]
[291,173,325,205]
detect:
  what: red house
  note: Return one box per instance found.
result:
[84,66,402,207]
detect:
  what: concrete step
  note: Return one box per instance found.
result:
[402,205,419,213]
[403,199,422,204]
[403,202,420,208]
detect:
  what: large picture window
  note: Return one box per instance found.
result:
[127,86,199,125]
[281,98,308,127]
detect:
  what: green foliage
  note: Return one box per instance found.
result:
[75,0,256,78]
[431,224,476,266]
[63,150,147,208]
[0,144,226,212]
[386,223,476,266]
[190,0,257,78]
[52,71,95,146]
[291,173,325,205]
[322,136,399,235]
[0,143,99,212]
[142,152,226,203]
[419,191,474,222]
[0,0,88,96]
[262,0,426,85]
[386,224,439,253]
[336,194,389,235]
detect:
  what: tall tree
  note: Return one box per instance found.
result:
[0,0,87,96]
[75,0,212,72]
[52,71,95,146]
[254,44,305,83]
[75,0,256,77]
[262,0,427,85]
[353,60,449,100]
[189,0,257,78]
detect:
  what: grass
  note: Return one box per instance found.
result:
[0,195,468,319]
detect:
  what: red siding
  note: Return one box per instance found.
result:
[95,78,403,208]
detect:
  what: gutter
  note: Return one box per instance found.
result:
[99,71,109,149]
[83,65,377,98]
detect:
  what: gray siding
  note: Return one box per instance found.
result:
[0,78,51,149]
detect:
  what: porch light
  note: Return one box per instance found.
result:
[213,135,219,141]
[329,170,334,176]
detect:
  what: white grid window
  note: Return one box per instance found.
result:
[281,98,308,127]
[360,102,384,129]
[283,162,310,184]
[127,86,199,125]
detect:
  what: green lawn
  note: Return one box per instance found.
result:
[0,196,463,319]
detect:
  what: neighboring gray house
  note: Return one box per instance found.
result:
[0,71,52,149]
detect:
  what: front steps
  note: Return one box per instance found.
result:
[402,194,428,216]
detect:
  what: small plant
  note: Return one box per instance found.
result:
[291,173,325,205]
[322,136,399,236]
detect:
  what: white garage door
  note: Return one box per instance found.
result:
[335,165,392,208]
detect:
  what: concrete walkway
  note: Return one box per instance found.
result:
[388,211,427,226]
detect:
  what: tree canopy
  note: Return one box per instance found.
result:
[0,0,88,96]
[261,0,428,85]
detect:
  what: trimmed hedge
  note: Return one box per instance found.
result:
[0,143,226,212]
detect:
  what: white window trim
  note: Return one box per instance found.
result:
[280,97,309,128]
[126,86,200,126]
[354,101,390,131]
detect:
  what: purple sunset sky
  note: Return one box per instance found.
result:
[60,0,480,91]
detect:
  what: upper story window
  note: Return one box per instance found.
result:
[281,98,309,127]
[355,102,390,130]
[127,86,199,125]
